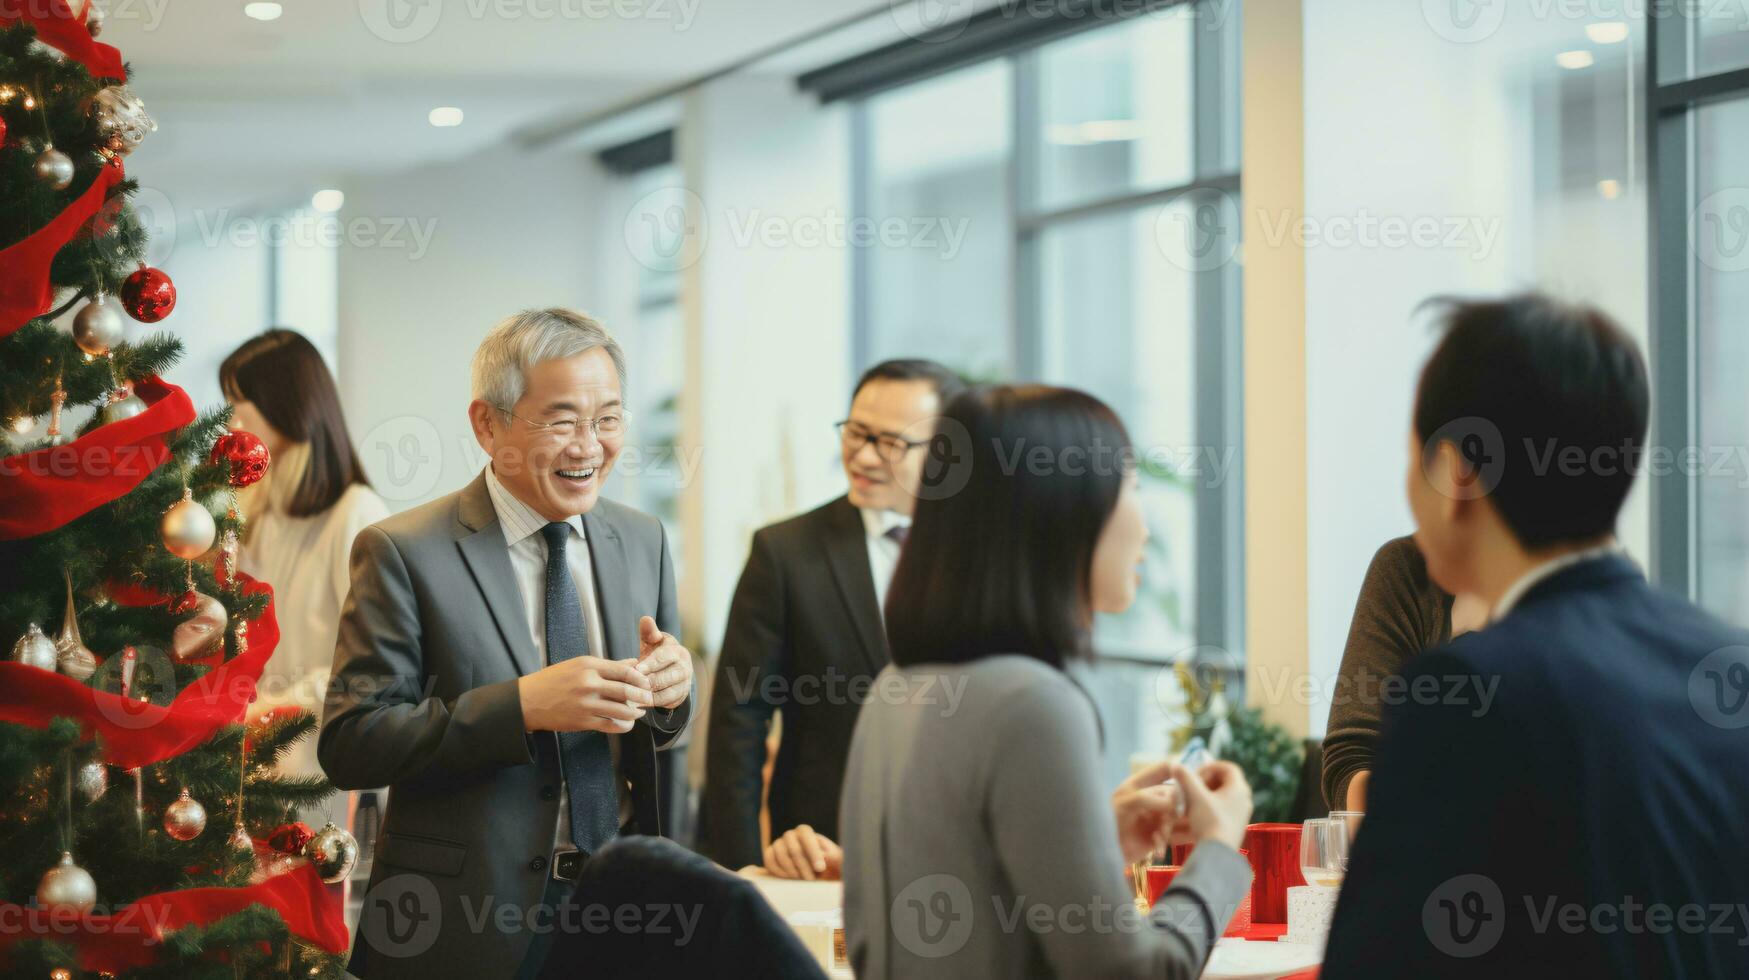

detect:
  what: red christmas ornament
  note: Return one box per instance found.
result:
[0,116,8,146]
[267,822,315,855]
[209,430,270,488]
[119,266,176,322]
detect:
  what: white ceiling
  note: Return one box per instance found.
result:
[106,0,898,215]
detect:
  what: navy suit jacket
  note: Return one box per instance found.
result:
[1323,554,1749,979]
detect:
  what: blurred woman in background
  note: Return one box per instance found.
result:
[840,384,1254,980]
[221,328,386,829]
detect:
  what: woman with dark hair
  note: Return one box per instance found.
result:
[840,384,1255,980]
[220,329,386,825]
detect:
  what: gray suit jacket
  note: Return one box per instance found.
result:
[318,472,691,979]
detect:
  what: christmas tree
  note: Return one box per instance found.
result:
[0,4,350,976]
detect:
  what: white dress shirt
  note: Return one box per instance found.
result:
[482,466,632,850]
[1491,540,1629,623]
[861,506,911,612]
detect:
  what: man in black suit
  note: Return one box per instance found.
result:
[1323,295,1749,978]
[697,359,964,877]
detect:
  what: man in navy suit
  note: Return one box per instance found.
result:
[1323,294,1749,978]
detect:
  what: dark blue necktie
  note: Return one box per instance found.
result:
[539,522,619,854]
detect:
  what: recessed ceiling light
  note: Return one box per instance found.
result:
[429,106,464,128]
[1597,179,1622,200]
[243,2,282,21]
[1586,22,1629,44]
[312,189,345,213]
[1556,50,1595,70]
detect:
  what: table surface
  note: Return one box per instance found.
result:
[741,871,1321,980]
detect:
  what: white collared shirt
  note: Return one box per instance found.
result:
[482,465,631,847]
[1491,540,1628,623]
[861,507,912,613]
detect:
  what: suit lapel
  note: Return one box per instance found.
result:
[454,473,542,677]
[581,510,633,663]
[821,497,888,675]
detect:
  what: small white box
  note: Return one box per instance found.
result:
[1282,884,1339,947]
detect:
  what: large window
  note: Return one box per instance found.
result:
[853,1,1243,783]
[1652,12,1749,626]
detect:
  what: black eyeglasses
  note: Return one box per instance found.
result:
[836,420,928,464]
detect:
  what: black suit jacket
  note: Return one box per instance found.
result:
[1323,554,1749,979]
[697,495,889,870]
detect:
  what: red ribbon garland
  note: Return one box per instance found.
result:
[0,0,124,79]
[0,571,280,770]
[0,376,193,540]
[0,161,125,339]
[0,863,348,972]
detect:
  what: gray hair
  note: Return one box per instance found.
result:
[470,308,627,411]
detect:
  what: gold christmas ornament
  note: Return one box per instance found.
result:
[10,623,59,671]
[36,852,97,913]
[171,592,226,661]
[56,573,97,681]
[160,488,216,559]
[163,787,207,841]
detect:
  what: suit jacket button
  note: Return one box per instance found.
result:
[540,785,557,800]
[529,856,547,872]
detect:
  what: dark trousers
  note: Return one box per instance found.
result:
[515,872,576,980]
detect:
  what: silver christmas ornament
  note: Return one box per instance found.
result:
[56,573,97,682]
[228,823,254,854]
[303,822,359,883]
[99,383,147,425]
[90,85,154,158]
[85,2,105,35]
[33,147,74,190]
[161,489,216,559]
[163,787,206,841]
[11,624,59,671]
[76,761,107,803]
[71,294,126,356]
[36,852,97,913]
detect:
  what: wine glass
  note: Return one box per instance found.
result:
[1299,818,1345,889]
[1328,809,1364,847]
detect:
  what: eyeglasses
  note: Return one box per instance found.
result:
[836,420,928,464]
[495,406,631,440]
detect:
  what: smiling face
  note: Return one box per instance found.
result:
[1089,471,1148,615]
[841,378,942,517]
[469,348,623,522]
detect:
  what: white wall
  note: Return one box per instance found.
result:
[334,143,609,517]
[678,73,854,650]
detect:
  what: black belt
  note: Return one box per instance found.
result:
[550,847,585,882]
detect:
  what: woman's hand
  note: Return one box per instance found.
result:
[1169,761,1253,852]
[1112,760,1181,864]
[763,824,842,881]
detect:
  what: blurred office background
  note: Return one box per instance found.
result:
[104,0,1745,796]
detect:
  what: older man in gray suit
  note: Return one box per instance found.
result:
[319,308,694,979]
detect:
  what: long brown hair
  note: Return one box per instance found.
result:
[219,329,369,518]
